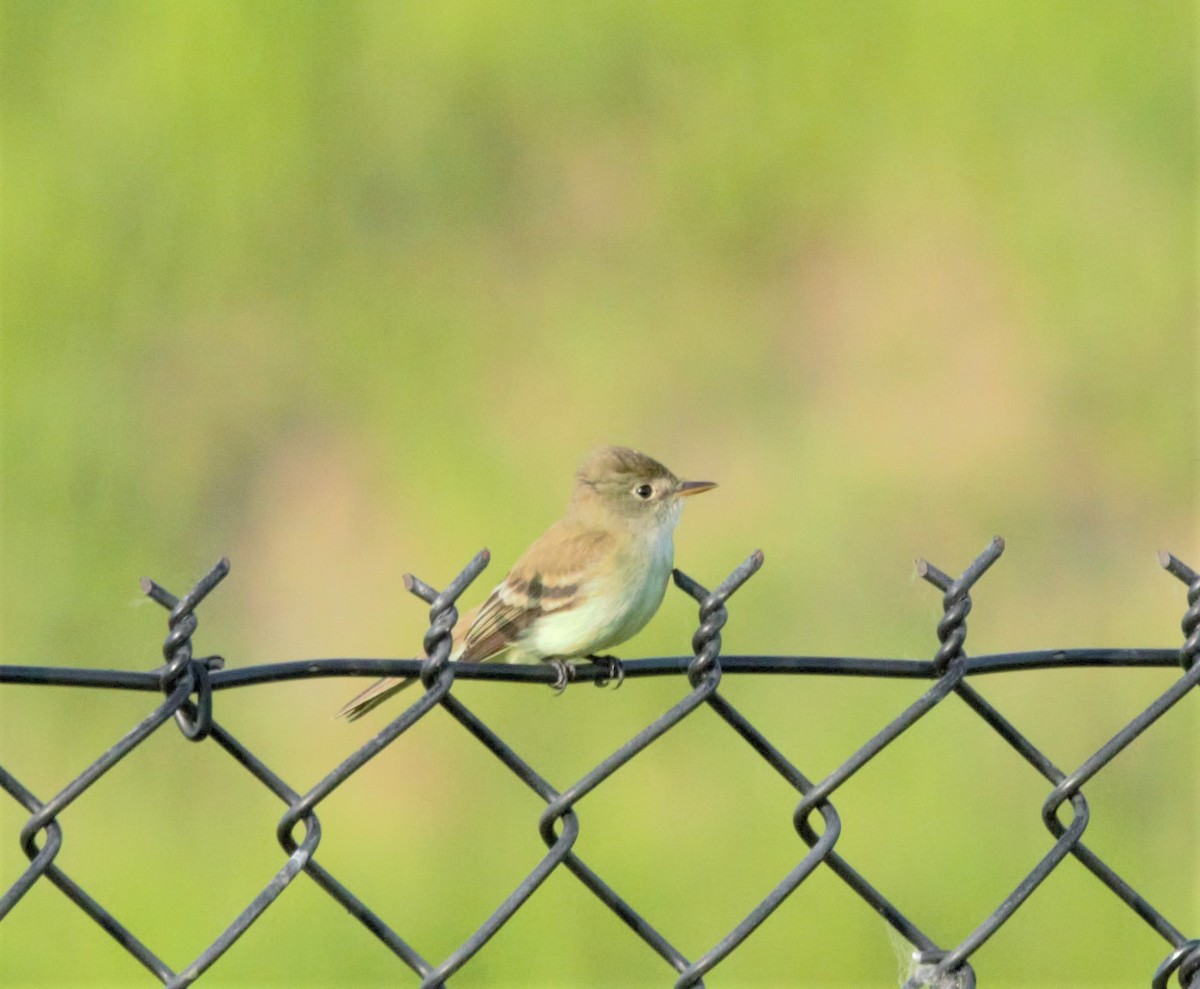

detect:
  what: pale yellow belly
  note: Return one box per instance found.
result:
[517,550,673,660]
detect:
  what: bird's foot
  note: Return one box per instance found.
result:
[548,658,573,695]
[587,654,624,689]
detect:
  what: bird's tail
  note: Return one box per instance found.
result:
[338,676,416,721]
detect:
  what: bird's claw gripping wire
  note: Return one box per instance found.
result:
[588,654,624,689]
[548,658,573,694]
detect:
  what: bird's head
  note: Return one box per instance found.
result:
[571,445,716,533]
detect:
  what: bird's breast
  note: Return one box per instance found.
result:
[523,527,674,659]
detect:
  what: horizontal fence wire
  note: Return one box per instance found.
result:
[1,537,1198,988]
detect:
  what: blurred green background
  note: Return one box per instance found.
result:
[1,2,1197,987]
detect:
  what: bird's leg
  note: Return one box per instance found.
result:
[547,658,572,694]
[587,654,624,689]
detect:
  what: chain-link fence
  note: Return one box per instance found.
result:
[2,537,1198,988]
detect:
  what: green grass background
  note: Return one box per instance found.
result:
[1,2,1197,986]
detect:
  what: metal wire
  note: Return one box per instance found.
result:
[1,538,1197,988]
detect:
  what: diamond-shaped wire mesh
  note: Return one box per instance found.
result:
[2,538,1197,988]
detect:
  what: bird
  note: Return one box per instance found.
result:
[338,445,716,720]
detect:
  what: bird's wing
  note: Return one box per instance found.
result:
[460,520,614,662]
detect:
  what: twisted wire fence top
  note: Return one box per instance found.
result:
[1,537,1198,988]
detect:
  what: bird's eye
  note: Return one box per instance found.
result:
[634,483,653,500]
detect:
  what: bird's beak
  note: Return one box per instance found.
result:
[676,479,717,498]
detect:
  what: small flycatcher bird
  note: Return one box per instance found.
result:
[339,446,715,720]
